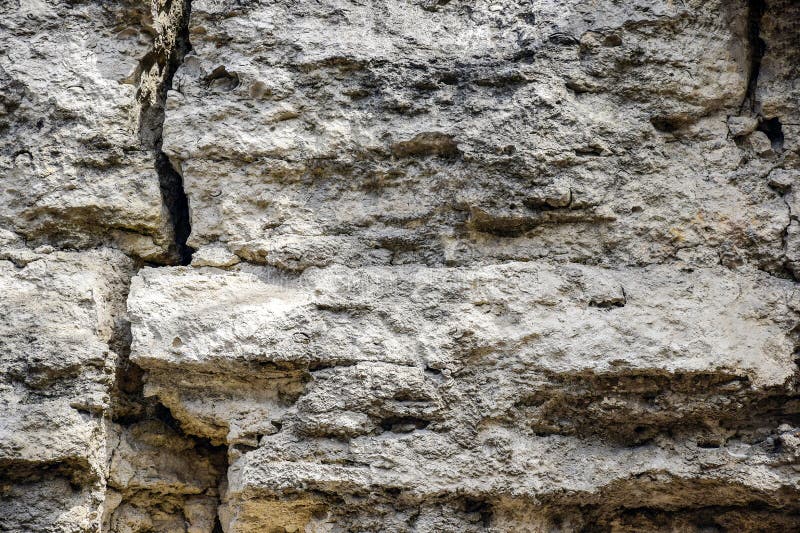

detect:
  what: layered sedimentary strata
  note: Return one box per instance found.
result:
[2,0,800,531]
[128,262,800,530]
[0,1,178,262]
[0,246,132,532]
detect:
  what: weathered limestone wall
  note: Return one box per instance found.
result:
[2,0,800,531]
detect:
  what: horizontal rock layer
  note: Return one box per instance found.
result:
[2,0,800,532]
[128,262,800,530]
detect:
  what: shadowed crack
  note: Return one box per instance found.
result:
[155,152,192,265]
[137,0,194,265]
[101,1,228,529]
[742,0,767,114]
[108,309,230,532]
[739,0,786,154]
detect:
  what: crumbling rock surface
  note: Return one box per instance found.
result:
[0,1,177,263]
[2,0,800,532]
[0,244,132,531]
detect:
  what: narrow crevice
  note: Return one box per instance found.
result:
[780,190,796,280]
[102,1,231,528]
[108,313,230,531]
[155,152,193,264]
[379,416,431,434]
[741,0,767,114]
[137,0,194,265]
[737,1,787,155]
[767,169,797,279]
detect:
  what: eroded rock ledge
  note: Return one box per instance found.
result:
[2,0,800,532]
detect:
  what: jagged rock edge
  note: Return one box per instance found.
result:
[101,1,229,529]
[137,0,194,266]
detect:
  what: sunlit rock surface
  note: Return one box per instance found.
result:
[2,0,800,531]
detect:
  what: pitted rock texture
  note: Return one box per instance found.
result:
[0,1,179,263]
[2,0,800,532]
[0,246,132,532]
[165,0,796,275]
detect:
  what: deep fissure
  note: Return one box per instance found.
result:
[106,1,231,528]
[107,268,230,530]
[138,0,195,265]
[742,0,767,114]
[740,0,786,153]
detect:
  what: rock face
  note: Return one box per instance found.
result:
[2,0,800,532]
[0,1,176,263]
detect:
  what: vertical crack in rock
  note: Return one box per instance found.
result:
[781,191,794,278]
[742,0,767,114]
[137,0,194,265]
[107,298,230,532]
[101,1,233,529]
[771,170,800,280]
[741,0,785,152]
[155,152,193,265]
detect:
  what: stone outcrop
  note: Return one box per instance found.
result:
[2,0,800,531]
[0,1,176,263]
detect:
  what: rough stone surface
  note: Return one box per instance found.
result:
[0,1,180,262]
[2,0,800,532]
[0,245,132,532]
[164,0,796,276]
